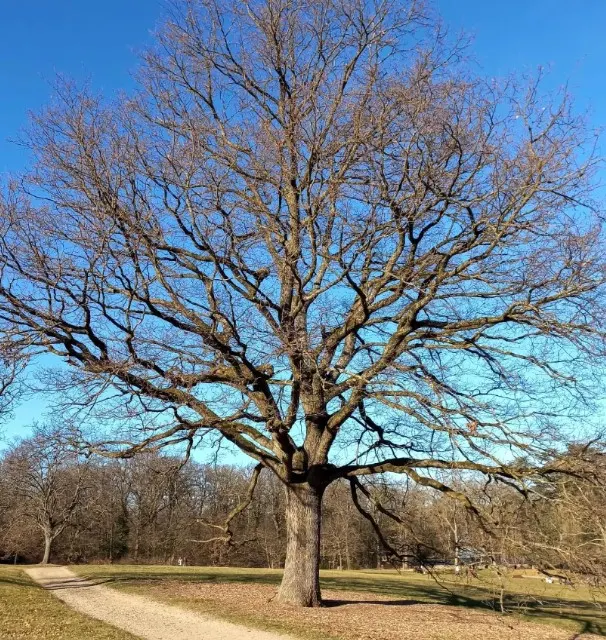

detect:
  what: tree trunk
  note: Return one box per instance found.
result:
[133,525,140,562]
[277,483,323,607]
[41,533,52,565]
[345,525,351,571]
[453,520,461,574]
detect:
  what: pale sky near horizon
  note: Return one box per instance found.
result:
[1,0,605,442]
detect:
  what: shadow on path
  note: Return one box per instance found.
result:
[72,567,606,636]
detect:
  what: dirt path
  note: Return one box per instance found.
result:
[24,566,293,640]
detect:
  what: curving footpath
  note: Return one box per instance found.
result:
[25,565,292,640]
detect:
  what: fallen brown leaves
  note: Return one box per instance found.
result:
[144,581,597,640]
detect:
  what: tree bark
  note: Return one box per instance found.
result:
[277,483,323,607]
[41,532,52,565]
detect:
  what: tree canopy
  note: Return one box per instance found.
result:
[0,0,604,605]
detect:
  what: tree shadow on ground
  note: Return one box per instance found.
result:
[83,569,283,587]
[319,574,606,635]
[322,598,425,607]
[74,567,606,636]
[0,575,39,588]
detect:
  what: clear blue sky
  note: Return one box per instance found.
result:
[1,0,605,439]
[2,0,604,169]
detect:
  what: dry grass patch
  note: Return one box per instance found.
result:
[118,578,602,640]
[0,565,136,640]
[74,565,606,637]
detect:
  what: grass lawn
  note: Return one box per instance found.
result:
[72,564,606,638]
[0,565,136,640]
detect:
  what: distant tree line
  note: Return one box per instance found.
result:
[2,427,605,586]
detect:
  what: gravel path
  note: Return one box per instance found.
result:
[24,566,293,640]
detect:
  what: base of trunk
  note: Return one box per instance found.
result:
[41,535,52,565]
[277,483,323,607]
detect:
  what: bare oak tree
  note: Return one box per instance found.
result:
[0,0,605,605]
[3,426,88,564]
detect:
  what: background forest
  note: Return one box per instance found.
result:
[2,427,604,584]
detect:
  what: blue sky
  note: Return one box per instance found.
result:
[2,0,604,170]
[1,0,605,440]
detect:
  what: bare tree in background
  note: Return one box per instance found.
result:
[0,0,605,605]
[500,444,606,585]
[3,426,88,564]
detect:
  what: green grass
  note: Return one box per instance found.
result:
[0,565,136,640]
[72,564,606,637]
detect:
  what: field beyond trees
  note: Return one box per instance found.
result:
[71,565,606,639]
